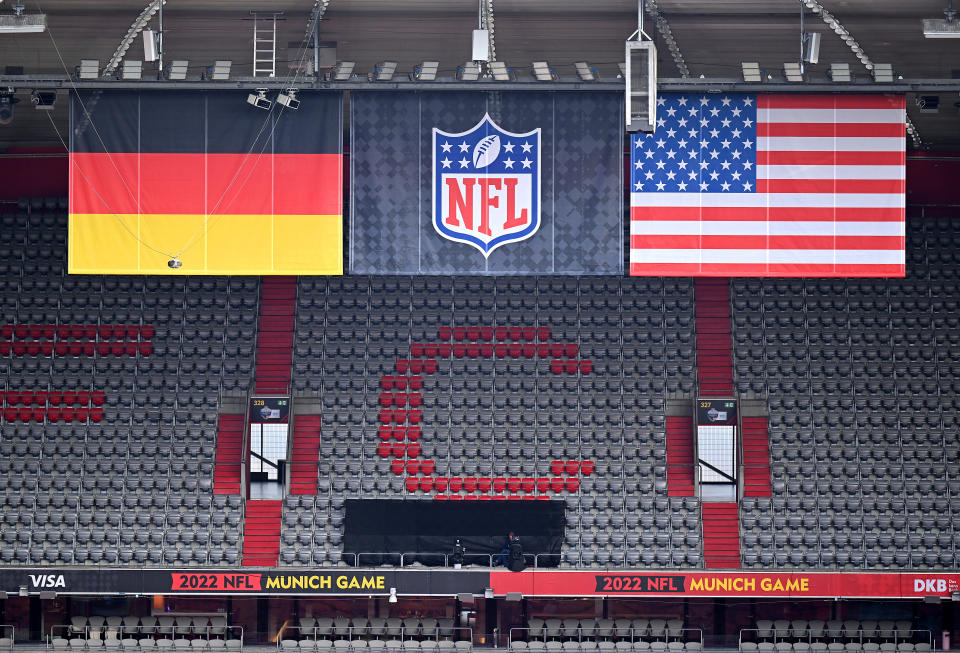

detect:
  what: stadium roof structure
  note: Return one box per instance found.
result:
[0,0,958,149]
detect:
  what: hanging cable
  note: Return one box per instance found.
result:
[645,0,690,78]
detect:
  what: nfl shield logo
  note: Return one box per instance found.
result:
[432,114,540,257]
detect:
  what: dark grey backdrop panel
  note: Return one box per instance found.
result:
[350,91,623,275]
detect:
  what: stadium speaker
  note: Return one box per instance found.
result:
[0,92,17,125]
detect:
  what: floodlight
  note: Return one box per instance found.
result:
[373,61,397,81]
[168,60,189,80]
[783,62,804,82]
[871,63,894,82]
[574,62,598,81]
[167,258,182,269]
[211,60,232,80]
[143,29,158,62]
[804,32,821,64]
[0,2,45,33]
[246,89,272,111]
[487,61,513,81]
[413,61,439,81]
[531,61,555,81]
[121,60,143,80]
[332,61,355,81]
[457,61,480,81]
[78,60,99,80]
[827,63,851,82]
[31,90,55,110]
[388,588,398,604]
[741,62,762,82]
[472,29,490,62]
[277,89,300,110]
[18,586,27,597]
[617,62,627,78]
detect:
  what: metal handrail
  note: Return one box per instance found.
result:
[277,626,473,647]
[737,628,933,648]
[508,627,703,645]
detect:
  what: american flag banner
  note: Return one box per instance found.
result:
[630,93,906,277]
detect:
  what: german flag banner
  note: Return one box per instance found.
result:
[69,90,342,275]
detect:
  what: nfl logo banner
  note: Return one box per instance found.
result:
[350,91,623,275]
[433,115,540,257]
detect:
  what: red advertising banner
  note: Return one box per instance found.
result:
[490,571,960,599]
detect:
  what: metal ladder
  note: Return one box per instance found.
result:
[251,11,283,77]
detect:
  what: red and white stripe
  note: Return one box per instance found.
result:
[630,94,906,277]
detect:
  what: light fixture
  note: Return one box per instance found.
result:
[373,61,397,81]
[741,62,762,82]
[484,588,494,599]
[505,592,523,602]
[38,591,57,600]
[18,586,27,597]
[0,2,46,33]
[412,61,439,81]
[827,63,851,82]
[31,90,55,110]
[783,62,804,82]
[78,60,99,79]
[924,596,942,604]
[871,63,894,82]
[277,89,300,110]
[531,61,555,81]
[167,258,182,269]
[246,89,272,111]
[0,92,16,126]
[924,2,960,37]
[617,63,626,79]
[803,32,821,64]
[168,60,189,80]
[332,61,355,81]
[574,62,598,81]
[388,588,397,604]
[487,61,513,81]
[143,28,158,63]
[211,60,232,80]
[457,61,480,81]
[121,60,142,80]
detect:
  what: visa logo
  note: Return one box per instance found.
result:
[30,574,66,588]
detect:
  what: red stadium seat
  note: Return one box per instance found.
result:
[537,326,551,341]
[96,342,110,356]
[408,393,422,407]
[99,325,113,339]
[124,342,138,356]
[508,343,522,358]
[379,426,393,441]
[467,344,480,358]
[26,342,40,356]
[522,344,536,358]
[537,344,551,358]
[565,361,579,374]
[509,327,523,341]
[394,376,408,390]
[550,478,565,493]
[410,343,424,357]
[90,408,104,423]
[391,443,405,458]
[20,392,34,406]
[409,360,423,373]
[494,326,508,340]
[41,342,53,356]
[564,344,578,357]
[580,360,593,375]
[63,392,77,406]
[522,478,536,493]
[522,327,536,341]
[495,344,508,358]
[537,478,551,493]
[480,326,494,341]
[381,376,395,390]
[76,408,89,422]
[68,342,82,356]
[48,392,62,405]
[406,460,421,475]
[3,407,17,422]
[77,391,90,406]
[434,477,449,492]
[42,325,56,339]
[480,343,494,358]
[12,343,25,356]
[18,407,31,422]
[390,460,404,475]
[0,325,12,339]
[448,478,463,492]
[395,360,409,374]
[405,477,420,492]
[406,427,421,441]
[408,410,422,424]
[393,393,407,407]
[453,327,467,341]
[5,391,20,405]
[53,342,67,357]
[493,478,506,492]
[32,408,45,423]
[550,343,564,357]
[420,477,434,492]
[437,344,451,357]
[83,343,96,357]
[0,342,10,356]
[141,325,155,339]
[377,442,391,458]
[111,341,125,356]
[507,478,522,493]
[46,407,60,423]
[125,325,139,339]
[550,360,564,374]
[437,327,452,340]
[550,461,564,475]
[408,376,423,390]
[406,443,421,458]
[34,391,47,405]
[83,326,97,340]
[14,325,28,339]
[28,325,42,339]
[467,326,481,340]
[420,459,435,475]
[55,325,69,340]
[580,461,595,476]
[565,461,580,476]
[378,410,393,424]
[565,478,580,492]
[434,495,447,501]
[393,427,407,441]
[424,344,438,357]
[478,477,492,492]
[379,393,393,407]
[463,477,478,492]
[424,360,438,374]
[393,409,407,423]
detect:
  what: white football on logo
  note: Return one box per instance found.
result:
[472,134,501,169]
